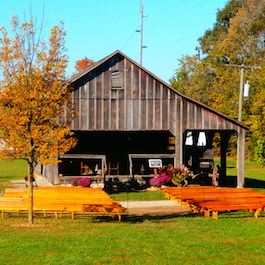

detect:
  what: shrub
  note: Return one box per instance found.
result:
[77,177,92,187]
[149,173,171,187]
[70,177,92,187]
[70,178,81,186]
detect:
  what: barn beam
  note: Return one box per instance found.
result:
[220,132,230,178]
[237,128,245,188]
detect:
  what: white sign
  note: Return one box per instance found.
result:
[148,159,162,168]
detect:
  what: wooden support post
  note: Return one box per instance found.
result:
[204,210,210,217]
[154,168,157,177]
[71,211,75,220]
[55,211,58,219]
[254,209,261,218]
[1,210,4,219]
[237,128,245,188]
[212,211,219,220]
[220,132,230,178]
[118,214,121,222]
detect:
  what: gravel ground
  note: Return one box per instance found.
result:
[119,200,190,216]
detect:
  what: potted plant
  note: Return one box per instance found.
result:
[149,165,191,187]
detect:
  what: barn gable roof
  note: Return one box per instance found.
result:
[70,50,249,131]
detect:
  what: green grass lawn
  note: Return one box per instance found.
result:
[214,158,265,192]
[225,158,265,181]
[0,159,265,264]
[0,160,27,181]
[0,160,27,191]
[1,216,265,265]
[110,190,166,201]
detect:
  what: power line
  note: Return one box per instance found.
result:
[148,34,201,48]
[120,31,137,51]
[148,0,186,17]
[146,0,210,29]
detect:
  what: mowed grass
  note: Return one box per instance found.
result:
[0,160,27,181]
[225,158,265,181]
[216,158,265,192]
[110,189,166,201]
[0,159,265,264]
[1,216,265,265]
[0,160,27,191]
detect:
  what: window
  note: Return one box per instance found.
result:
[197,132,207,146]
[111,70,123,89]
[185,131,207,146]
[185,131,193,146]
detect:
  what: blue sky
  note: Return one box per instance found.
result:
[1,0,228,82]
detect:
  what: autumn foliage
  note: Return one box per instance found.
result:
[0,16,76,166]
[0,16,77,223]
[75,57,94,71]
[170,0,265,165]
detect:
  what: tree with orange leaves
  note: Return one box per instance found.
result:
[75,57,94,71]
[0,16,77,224]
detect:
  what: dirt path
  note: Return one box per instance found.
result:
[119,200,190,216]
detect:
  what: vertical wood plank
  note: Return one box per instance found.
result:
[179,96,183,166]
[132,65,139,129]
[89,79,95,130]
[86,83,90,130]
[196,106,202,130]
[147,76,153,129]
[96,77,102,129]
[123,58,127,130]
[182,99,187,132]
[101,73,104,129]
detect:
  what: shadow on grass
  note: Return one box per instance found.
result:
[94,210,265,223]
[121,212,199,223]
[220,175,265,190]
[89,212,200,224]
[3,210,264,224]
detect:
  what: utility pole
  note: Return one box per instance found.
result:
[138,0,147,65]
[226,64,257,122]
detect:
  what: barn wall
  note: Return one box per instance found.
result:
[70,57,177,133]
[67,55,243,170]
[37,53,247,184]
[70,57,241,134]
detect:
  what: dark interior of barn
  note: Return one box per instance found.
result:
[59,130,175,176]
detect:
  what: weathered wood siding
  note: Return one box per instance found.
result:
[70,56,241,134]
[44,51,247,185]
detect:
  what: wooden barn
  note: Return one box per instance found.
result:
[42,51,248,187]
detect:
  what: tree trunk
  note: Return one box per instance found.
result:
[28,164,34,224]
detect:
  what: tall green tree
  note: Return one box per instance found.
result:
[170,0,265,165]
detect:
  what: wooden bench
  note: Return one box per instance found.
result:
[200,202,264,220]
[162,186,265,219]
[0,187,127,220]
